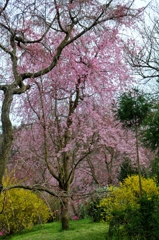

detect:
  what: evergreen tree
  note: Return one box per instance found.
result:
[113,88,152,195]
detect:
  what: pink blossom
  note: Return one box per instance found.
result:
[72,216,79,220]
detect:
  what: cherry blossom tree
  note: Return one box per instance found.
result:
[0,0,142,194]
[9,27,154,229]
[0,0,143,230]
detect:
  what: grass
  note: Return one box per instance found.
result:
[0,219,108,240]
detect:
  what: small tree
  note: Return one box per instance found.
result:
[113,88,152,196]
[118,158,138,182]
[142,107,159,153]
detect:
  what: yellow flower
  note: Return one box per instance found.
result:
[99,175,159,222]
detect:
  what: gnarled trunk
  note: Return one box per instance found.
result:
[0,88,14,192]
[59,153,70,230]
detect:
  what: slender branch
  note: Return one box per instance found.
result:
[0,0,9,15]
[0,43,13,56]
[14,17,56,45]
[54,0,68,33]
[66,149,92,186]
[21,33,70,80]
[4,184,60,197]
[3,184,109,199]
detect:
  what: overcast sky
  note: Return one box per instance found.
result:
[134,0,151,7]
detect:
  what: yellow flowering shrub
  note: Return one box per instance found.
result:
[0,174,50,234]
[100,175,159,222]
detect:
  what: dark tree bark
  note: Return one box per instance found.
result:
[61,197,69,230]
[0,87,13,191]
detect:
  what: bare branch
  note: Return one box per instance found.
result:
[0,0,9,16]
[4,184,60,198]
[0,42,13,56]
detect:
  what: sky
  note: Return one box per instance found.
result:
[134,0,151,7]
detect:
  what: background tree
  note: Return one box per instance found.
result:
[149,157,159,185]
[0,0,144,230]
[0,0,141,196]
[118,157,138,182]
[125,0,159,84]
[113,88,152,195]
[141,105,159,153]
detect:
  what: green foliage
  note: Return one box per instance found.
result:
[44,195,61,222]
[79,187,108,222]
[79,199,103,222]
[100,175,159,240]
[118,158,148,183]
[105,195,159,240]
[149,157,159,184]
[79,202,89,220]
[118,158,138,182]
[141,109,159,152]
[113,88,152,129]
[100,175,158,222]
[0,174,50,234]
[123,195,159,239]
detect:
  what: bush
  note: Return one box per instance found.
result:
[0,173,50,234]
[79,187,108,222]
[118,158,148,183]
[79,199,103,222]
[117,158,138,182]
[149,157,159,184]
[42,194,61,222]
[100,175,159,240]
[100,175,158,222]
[124,195,159,239]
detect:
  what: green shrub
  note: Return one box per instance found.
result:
[100,175,158,222]
[100,175,159,239]
[123,194,159,239]
[44,195,61,222]
[149,157,159,184]
[79,199,103,222]
[0,174,50,234]
[118,158,148,183]
[118,158,138,182]
[79,187,108,222]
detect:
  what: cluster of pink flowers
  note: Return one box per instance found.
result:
[72,216,79,220]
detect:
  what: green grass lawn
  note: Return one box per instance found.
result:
[1,219,108,240]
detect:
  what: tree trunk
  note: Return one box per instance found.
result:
[60,197,69,230]
[0,88,14,192]
[135,126,142,197]
[59,158,70,230]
